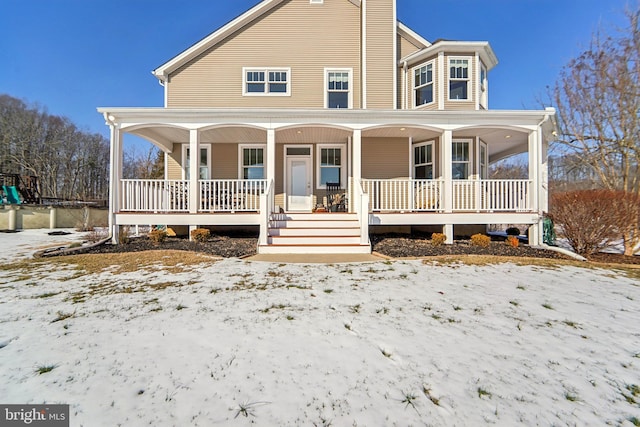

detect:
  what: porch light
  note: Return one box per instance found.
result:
[400,128,406,131]
[505,135,512,139]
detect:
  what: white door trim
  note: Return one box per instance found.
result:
[284,145,313,212]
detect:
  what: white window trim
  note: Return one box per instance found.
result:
[242,67,291,97]
[238,144,267,180]
[324,68,353,109]
[181,144,211,180]
[316,144,347,189]
[412,61,435,109]
[448,57,471,102]
[452,139,473,180]
[412,140,434,178]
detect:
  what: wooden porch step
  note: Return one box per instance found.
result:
[258,244,371,255]
[267,235,361,245]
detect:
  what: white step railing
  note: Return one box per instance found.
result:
[200,179,267,212]
[360,179,531,212]
[121,180,189,212]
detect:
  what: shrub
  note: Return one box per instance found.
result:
[431,233,446,246]
[148,228,167,244]
[549,190,623,255]
[191,228,210,243]
[119,225,131,244]
[505,227,521,236]
[506,235,519,248]
[471,233,491,247]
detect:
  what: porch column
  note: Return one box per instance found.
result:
[528,129,541,246]
[189,129,200,215]
[267,129,275,184]
[441,130,454,243]
[108,124,122,244]
[353,129,362,184]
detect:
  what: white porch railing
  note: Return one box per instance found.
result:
[361,179,443,212]
[452,179,531,211]
[121,180,189,212]
[200,179,267,212]
[360,179,532,212]
[120,179,268,212]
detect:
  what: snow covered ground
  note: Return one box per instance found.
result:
[0,230,639,426]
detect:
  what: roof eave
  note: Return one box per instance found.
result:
[400,41,499,70]
[397,22,431,49]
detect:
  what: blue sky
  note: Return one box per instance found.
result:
[0,0,630,145]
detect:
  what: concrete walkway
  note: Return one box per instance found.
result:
[245,252,387,264]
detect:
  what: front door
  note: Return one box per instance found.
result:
[286,157,312,211]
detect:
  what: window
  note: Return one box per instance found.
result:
[413,63,434,107]
[413,142,433,179]
[479,62,488,107]
[317,145,344,188]
[239,145,266,179]
[479,141,488,179]
[243,68,290,96]
[326,69,351,108]
[183,146,210,180]
[452,141,470,179]
[449,58,469,100]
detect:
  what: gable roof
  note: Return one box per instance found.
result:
[397,21,431,49]
[152,0,362,82]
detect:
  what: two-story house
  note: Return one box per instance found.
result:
[98,0,555,254]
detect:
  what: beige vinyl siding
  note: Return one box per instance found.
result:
[444,53,476,111]
[365,0,395,109]
[167,144,183,180]
[211,144,238,179]
[362,138,409,179]
[167,0,361,108]
[397,33,421,59]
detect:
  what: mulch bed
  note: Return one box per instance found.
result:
[371,234,570,260]
[75,232,640,264]
[86,234,259,259]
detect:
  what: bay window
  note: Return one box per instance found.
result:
[413,63,434,107]
[449,58,470,100]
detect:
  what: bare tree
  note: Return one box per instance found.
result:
[552,6,640,254]
[0,94,110,201]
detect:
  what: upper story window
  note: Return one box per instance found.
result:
[449,58,470,100]
[413,142,433,179]
[243,68,290,96]
[239,145,266,179]
[413,63,434,107]
[479,62,488,108]
[325,69,352,109]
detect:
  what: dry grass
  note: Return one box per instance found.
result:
[1,250,220,275]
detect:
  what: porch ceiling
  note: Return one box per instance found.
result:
[276,126,352,144]
[125,121,531,162]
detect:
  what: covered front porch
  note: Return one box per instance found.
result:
[99,108,555,251]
